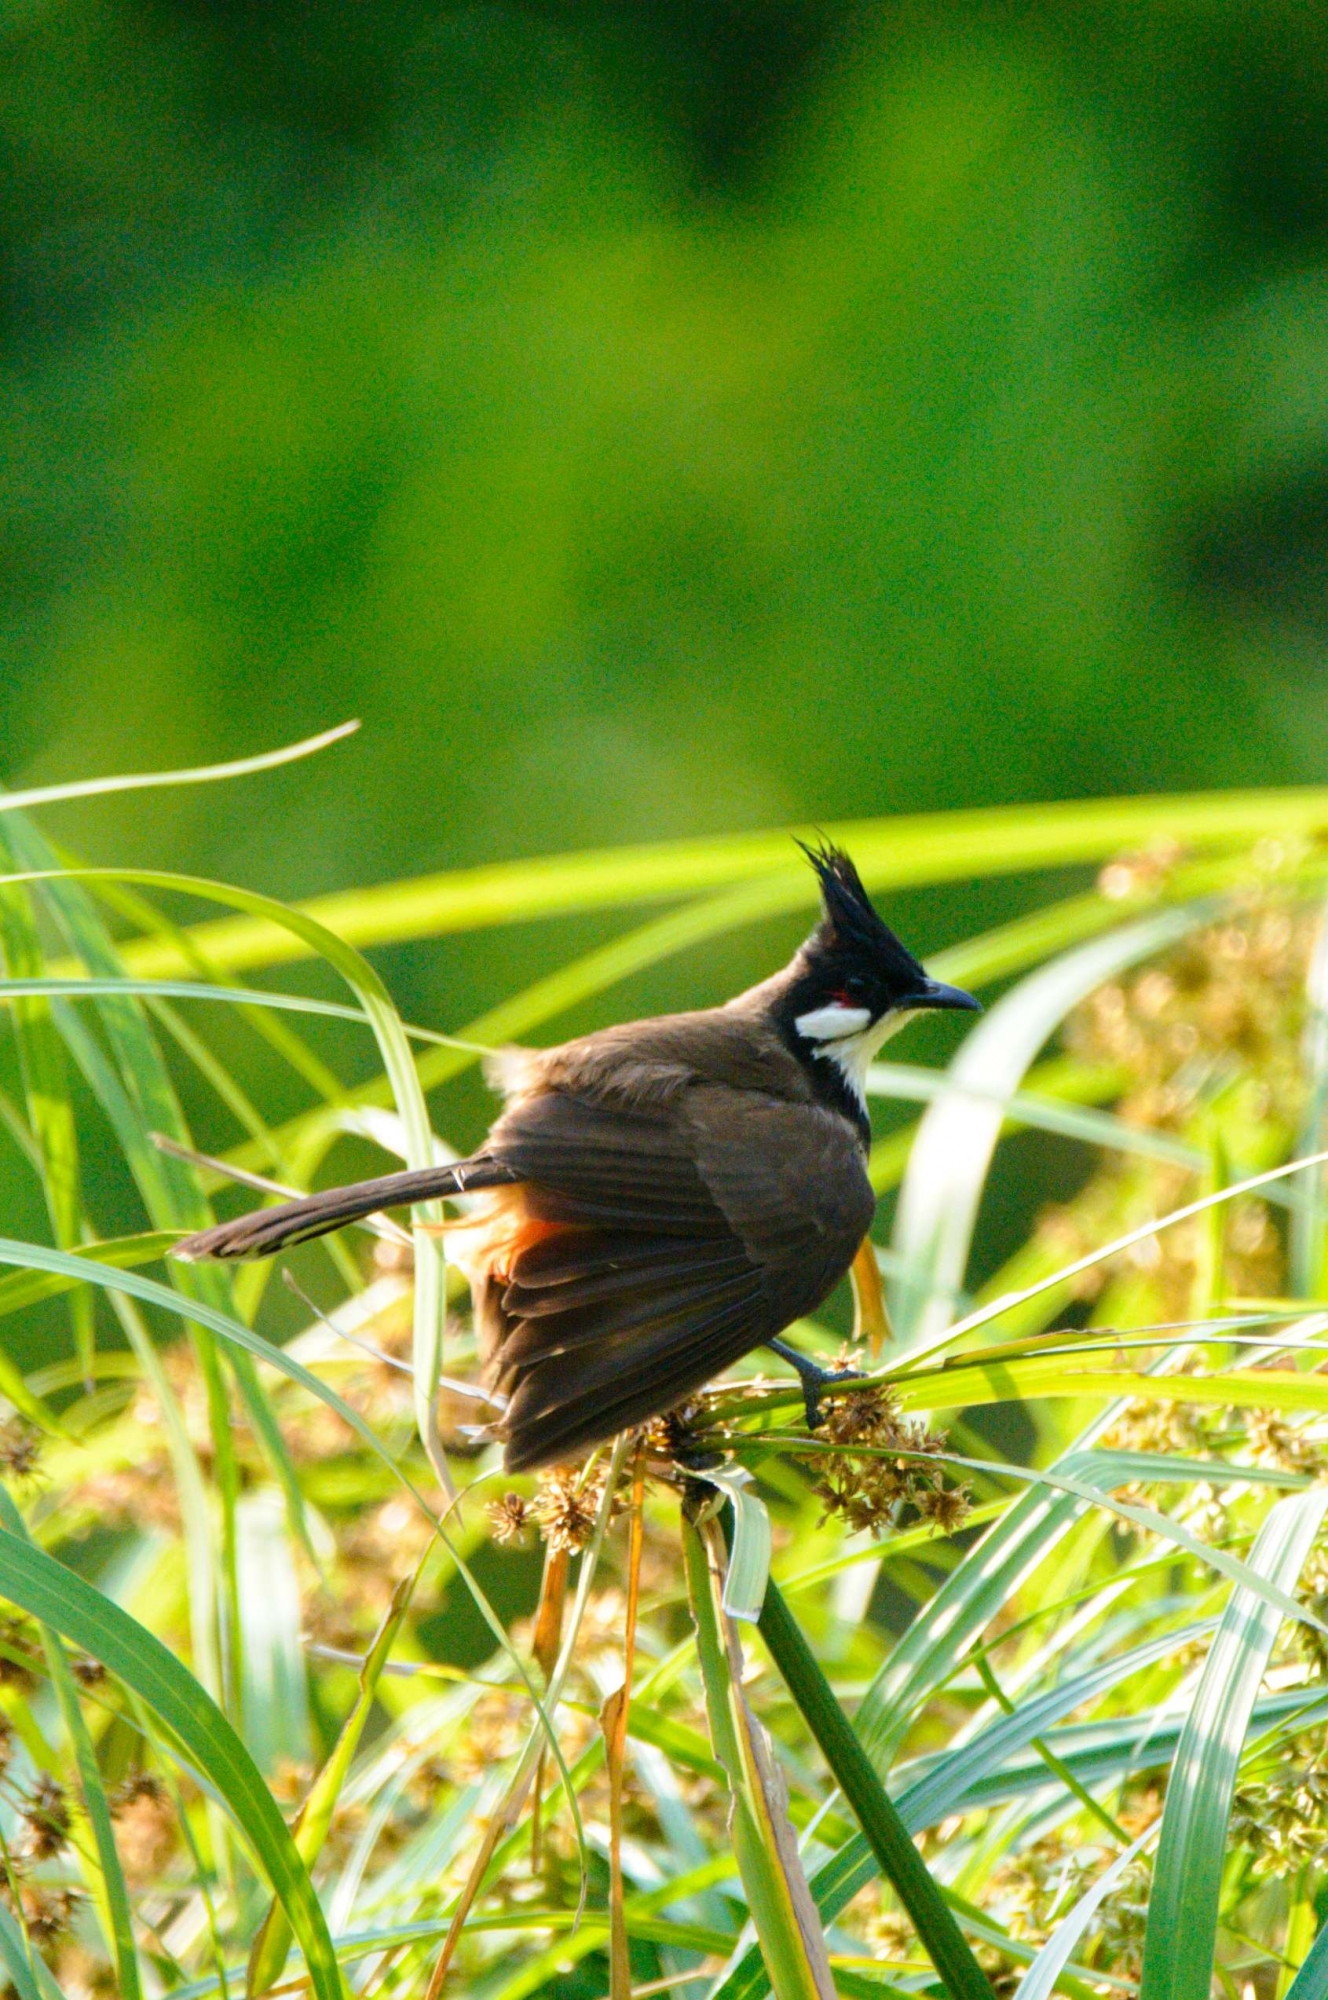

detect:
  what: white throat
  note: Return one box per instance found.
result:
[793,1002,913,1110]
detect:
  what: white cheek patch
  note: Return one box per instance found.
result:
[799,1007,916,1111]
[793,1002,872,1042]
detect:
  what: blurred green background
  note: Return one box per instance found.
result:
[6,0,1328,1043]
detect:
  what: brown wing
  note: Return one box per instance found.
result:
[480,1082,873,1470]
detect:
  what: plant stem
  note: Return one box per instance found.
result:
[756,1576,996,2000]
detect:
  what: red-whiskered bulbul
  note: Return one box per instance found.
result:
[174,845,978,1469]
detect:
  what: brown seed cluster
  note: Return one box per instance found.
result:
[0,1419,42,1482]
[20,1773,72,1860]
[488,1491,532,1544]
[985,1834,1151,1970]
[1232,1740,1328,1879]
[530,1464,610,1554]
[810,1385,971,1538]
[110,1773,178,1883]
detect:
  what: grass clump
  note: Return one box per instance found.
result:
[3,736,1328,1995]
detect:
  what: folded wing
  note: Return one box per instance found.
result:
[481,1084,873,1468]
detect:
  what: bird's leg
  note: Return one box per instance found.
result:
[766,1337,866,1430]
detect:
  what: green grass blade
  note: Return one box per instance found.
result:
[1,862,449,1493]
[0,883,93,1376]
[757,1577,995,2000]
[0,1234,430,1505]
[694,1465,772,1623]
[1292,896,1328,1297]
[853,1444,1115,1765]
[0,720,358,815]
[0,1902,57,2000]
[889,904,1206,1347]
[0,1233,178,1318]
[682,1509,836,2000]
[1014,1826,1155,2000]
[104,785,1328,980]
[0,1528,347,2000]
[247,1571,417,1996]
[235,1487,311,1776]
[1286,1917,1328,2000]
[1140,1487,1328,2000]
[0,1487,144,2000]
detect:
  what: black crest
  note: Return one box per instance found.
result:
[795,839,928,988]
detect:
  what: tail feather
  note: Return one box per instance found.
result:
[172,1155,519,1262]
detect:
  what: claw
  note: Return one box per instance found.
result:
[766,1338,869,1431]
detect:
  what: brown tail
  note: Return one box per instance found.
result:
[171,1156,519,1262]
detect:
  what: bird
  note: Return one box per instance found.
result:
[174,843,978,1470]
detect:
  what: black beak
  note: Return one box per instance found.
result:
[914,978,981,1014]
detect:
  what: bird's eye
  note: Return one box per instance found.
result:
[838,978,869,1002]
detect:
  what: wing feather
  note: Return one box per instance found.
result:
[480,1075,875,1469]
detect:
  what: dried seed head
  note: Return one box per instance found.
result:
[21,1773,71,1859]
[532,1465,607,1555]
[915,1478,973,1536]
[19,1884,82,1945]
[810,1383,971,1538]
[0,1420,42,1483]
[109,1773,168,1815]
[643,1404,703,1459]
[70,1655,107,1688]
[488,1492,532,1545]
[110,1773,177,1882]
[0,1615,39,1690]
[1247,1409,1325,1477]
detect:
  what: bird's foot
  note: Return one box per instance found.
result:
[765,1338,869,1430]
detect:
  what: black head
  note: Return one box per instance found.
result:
[767,844,979,1125]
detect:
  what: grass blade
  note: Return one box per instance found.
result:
[683,1507,836,2000]
[104,785,1328,980]
[756,1576,995,2000]
[1139,1487,1328,2000]
[0,720,359,815]
[248,1570,418,1996]
[0,1527,347,2000]
[1286,1918,1328,2000]
[1,861,449,1494]
[889,905,1205,1346]
[0,1487,143,2000]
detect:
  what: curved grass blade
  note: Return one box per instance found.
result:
[853,1442,1124,1765]
[868,1058,1201,1168]
[0,720,358,815]
[889,905,1206,1346]
[1286,1916,1328,2000]
[0,1235,426,1503]
[0,1528,347,2000]
[0,1902,59,2000]
[1014,1825,1156,2000]
[899,1143,1328,1372]
[693,1464,772,1624]
[1139,1486,1328,2000]
[0,1233,177,1319]
[0,862,448,1494]
[0,1487,142,2000]
[248,1570,418,1996]
[0,884,92,1376]
[106,784,1328,979]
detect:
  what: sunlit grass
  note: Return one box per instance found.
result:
[0,733,1327,1997]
